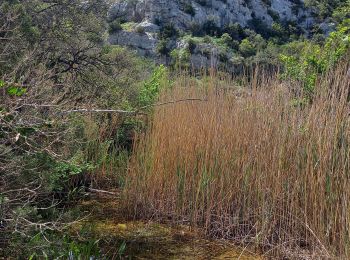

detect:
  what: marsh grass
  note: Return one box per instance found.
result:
[123,61,350,258]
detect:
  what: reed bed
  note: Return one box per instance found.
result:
[123,64,350,258]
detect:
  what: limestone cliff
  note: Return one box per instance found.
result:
[107,0,317,65]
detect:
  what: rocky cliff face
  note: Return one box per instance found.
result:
[107,0,314,64]
[109,0,309,29]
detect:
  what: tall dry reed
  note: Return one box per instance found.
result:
[123,63,350,258]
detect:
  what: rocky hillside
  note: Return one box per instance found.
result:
[108,0,311,30]
[106,0,337,68]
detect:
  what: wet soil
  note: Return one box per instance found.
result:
[73,191,263,260]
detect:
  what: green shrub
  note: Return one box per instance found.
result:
[203,17,221,36]
[239,38,256,57]
[187,38,197,53]
[220,33,233,46]
[183,3,195,16]
[135,25,145,34]
[139,65,169,107]
[108,20,122,33]
[156,39,170,56]
[48,161,93,196]
[159,23,178,39]
[280,19,350,98]
[223,23,244,41]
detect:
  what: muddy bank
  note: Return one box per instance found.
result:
[73,192,262,259]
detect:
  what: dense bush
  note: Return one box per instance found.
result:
[0,1,154,257]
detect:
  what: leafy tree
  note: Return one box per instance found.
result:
[239,39,257,57]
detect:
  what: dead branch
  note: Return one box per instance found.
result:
[62,108,140,115]
[87,188,119,196]
[18,98,208,116]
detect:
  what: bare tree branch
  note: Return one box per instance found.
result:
[20,98,208,115]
